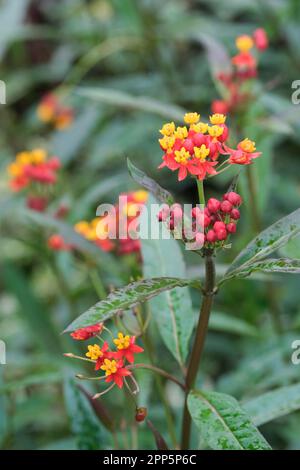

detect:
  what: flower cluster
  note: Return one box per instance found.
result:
[194,191,242,249]
[158,191,242,250]
[74,217,115,252]
[7,149,61,192]
[158,112,261,181]
[66,323,144,391]
[48,190,148,256]
[115,190,148,255]
[212,29,268,114]
[37,93,74,130]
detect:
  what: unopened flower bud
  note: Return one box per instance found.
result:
[206,230,217,243]
[207,198,221,213]
[224,192,242,206]
[135,407,147,423]
[220,200,233,213]
[226,222,236,234]
[216,228,228,241]
[213,221,226,232]
[231,208,240,220]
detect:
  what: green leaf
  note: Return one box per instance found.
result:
[64,277,201,333]
[0,0,29,59]
[209,312,258,337]
[64,377,104,450]
[1,261,60,355]
[221,258,300,285]
[226,208,300,274]
[22,209,120,278]
[188,390,271,450]
[50,106,102,164]
[243,383,300,427]
[140,195,195,367]
[77,87,185,121]
[127,159,175,205]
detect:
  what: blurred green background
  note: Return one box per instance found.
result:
[0,0,300,450]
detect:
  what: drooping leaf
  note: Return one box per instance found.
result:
[140,195,195,368]
[226,208,300,274]
[220,258,300,285]
[147,420,169,450]
[1,261,60,355]
[188,390,271,450]
[243,383,300,427]
[64,377,105,450]
[127,159,175,205]
[64,277,201,333]
[77,87,185,121]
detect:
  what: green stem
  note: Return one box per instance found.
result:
[196,179,205,206]
[127,364,185,390]
[181,253,216,449]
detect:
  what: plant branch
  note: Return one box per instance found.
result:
[181,252,216,449]
[127,363,185,390]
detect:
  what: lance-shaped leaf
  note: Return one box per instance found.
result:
[127,158,175,206]
[226,208,300,274]
[243,383,300,427]
[188,390,271,450]
[77,87,185,121]
[64,277,201,332]
[220,258,300,285]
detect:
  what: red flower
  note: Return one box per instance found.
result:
[70,323,103,340]
[100,359,131,388]
[232,51,256,71]
[222,138,261,165]
[27,195,48,212]
[10,175,29,192]
[48,234,73,251]
[113,333,144,363]
[94,342,113,370]
[211,100,229,115]
[253,28,268,51]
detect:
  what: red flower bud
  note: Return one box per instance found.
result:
[195,232,205,247]
[213,221,226,232]
[204,214,211,228]
[220,200,233,213]
[191,207,202,218]
[224,192,242,206]
[135,407,147,423]
[231,208,240,220]
[216,228,227,241]
[253,28,268,51]
[226,222,236,234]
[183,138,195,154]
[207,198,221,213]
[206,230,217,243]
[27,195,48,212]
[211,99,229,115]
[192,133,206,147]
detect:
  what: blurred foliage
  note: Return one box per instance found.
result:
[0,0,300,450]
